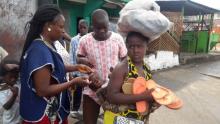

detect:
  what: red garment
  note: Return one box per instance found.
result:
[22,115,68,124]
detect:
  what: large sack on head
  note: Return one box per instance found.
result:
[120,0,160,14]
[117,9,173,41]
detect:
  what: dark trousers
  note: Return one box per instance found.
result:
[72,85,82,111]
[83,95,100,124]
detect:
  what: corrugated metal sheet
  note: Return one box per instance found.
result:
[156,0,220,16]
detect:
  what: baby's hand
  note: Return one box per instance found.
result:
[9,86,18,96]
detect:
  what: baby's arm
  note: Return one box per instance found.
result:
[3,86,18,110]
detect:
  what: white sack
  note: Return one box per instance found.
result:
[120,0,160,14]
[117,9,173,41]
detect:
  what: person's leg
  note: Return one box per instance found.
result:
[70,89,74,111]
[83,95,100,124]
[73,85,82,111]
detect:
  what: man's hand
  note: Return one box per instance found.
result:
[108,67,114,79]
[77,57,94,68]
[88,71,103,91]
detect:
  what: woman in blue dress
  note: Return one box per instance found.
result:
[20,4,92,124]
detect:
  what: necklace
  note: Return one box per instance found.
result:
[39,35,56,52]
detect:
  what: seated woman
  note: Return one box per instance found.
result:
[106,32,159,124]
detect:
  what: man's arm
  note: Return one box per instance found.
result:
[69,38,77,65]
[77,54,93,68]
[63,31,71,42]
[76,35,94,68]
[117,33,127,61]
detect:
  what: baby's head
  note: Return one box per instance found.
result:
[0,57,19,86]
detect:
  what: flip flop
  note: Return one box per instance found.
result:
[146,80,183,109]
[152,86,169,99]
[133,77,148,113]
[154,89,175,105]
[166,96,183,109]
[146,79,158,90]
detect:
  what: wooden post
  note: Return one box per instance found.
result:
[195,13,201,54]
[180,3,185,52]
[207,13,214,52]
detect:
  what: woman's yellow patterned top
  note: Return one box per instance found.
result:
[127,56,152,80]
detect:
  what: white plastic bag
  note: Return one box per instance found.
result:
[117,9,173,41]
[117,0,173,41]
[120,0,160,14]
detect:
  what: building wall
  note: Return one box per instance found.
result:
[214,13,220,20]
[59,0,104,36]
[0,0,37,59]
[181,31,209,53]
[59,0,83,36]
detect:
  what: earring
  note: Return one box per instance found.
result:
[48,27,51,32]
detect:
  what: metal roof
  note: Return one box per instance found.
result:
[155,0,220,16]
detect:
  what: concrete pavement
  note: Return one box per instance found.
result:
[180,52,220,65]
[149,61,220,124]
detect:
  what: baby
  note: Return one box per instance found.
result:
[0,57,20,124]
